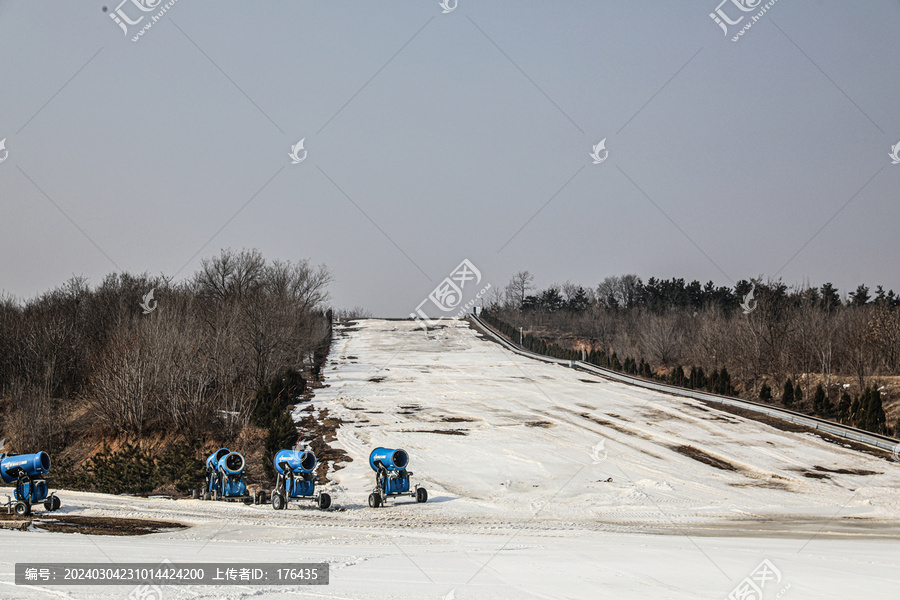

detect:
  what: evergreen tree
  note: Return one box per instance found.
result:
[690,367,706,390]
[850,394,862,427]
[837,392,851,424]
[822,389,834,417]
[820,283,840,311]
[782,379,794,408]
[708,368,719,393]
[813,384,826,416]
[759,382,772,401]
[865,387,886,434]
[671,366,685,387]
[716,367,732,395]
[849,285,871,307]
[794,383,803,407]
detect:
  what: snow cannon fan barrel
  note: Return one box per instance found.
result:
[0,452,51,484]
[367,447,426,507]
[0,451,61,515]
[274,449,316,474]
[270,449,330,510]
[369,447,409,472]
[218,451,246,477]
[205,448,230,471]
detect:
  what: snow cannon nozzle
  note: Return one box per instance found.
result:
[0,451,51,484]
[205,448,230,471]
[218,451,245,476]
[274,449,317,474]
[369,447,409,472]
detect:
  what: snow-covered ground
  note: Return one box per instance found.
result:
[2,318,899,599]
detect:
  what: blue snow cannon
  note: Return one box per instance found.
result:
[203,449,250,502]
[270,449,331,510]
[0,451,61,516]
[367,447,427,508]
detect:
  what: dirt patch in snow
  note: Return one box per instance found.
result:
[0,514,186,536]
[296,408,351,482]
[575,412,651,440]
[813,465,881,476]
[672,445,738,472]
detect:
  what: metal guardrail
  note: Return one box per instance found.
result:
[470,314,900,454]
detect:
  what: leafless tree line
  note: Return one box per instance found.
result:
[488,272,900,410]
[0,249,331,451]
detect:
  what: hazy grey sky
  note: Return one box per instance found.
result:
[1,1,898,316]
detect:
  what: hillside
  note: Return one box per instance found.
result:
[2,318,899,599]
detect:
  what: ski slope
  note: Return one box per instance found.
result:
[2,318,899,599]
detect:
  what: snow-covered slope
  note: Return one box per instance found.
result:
[320,319,900,532]
[1,318,898,600]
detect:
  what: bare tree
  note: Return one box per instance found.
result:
[505,271,533,309]
[639,311,684,366]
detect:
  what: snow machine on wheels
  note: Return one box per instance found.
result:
[202,448,251,504]
[270,449,331,511]
[1,451,61,516]
[367,447,427,508]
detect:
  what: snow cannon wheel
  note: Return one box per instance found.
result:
[202,492,210,501]
[14,501,30,517]
[368,493,382,508]
[416,488,428,503]
[243,497,253,505]
[256,490,267,505]
[43,500,53,511]
[272,493,286,511]
[317,493,331,510]
[52,496,61,511]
